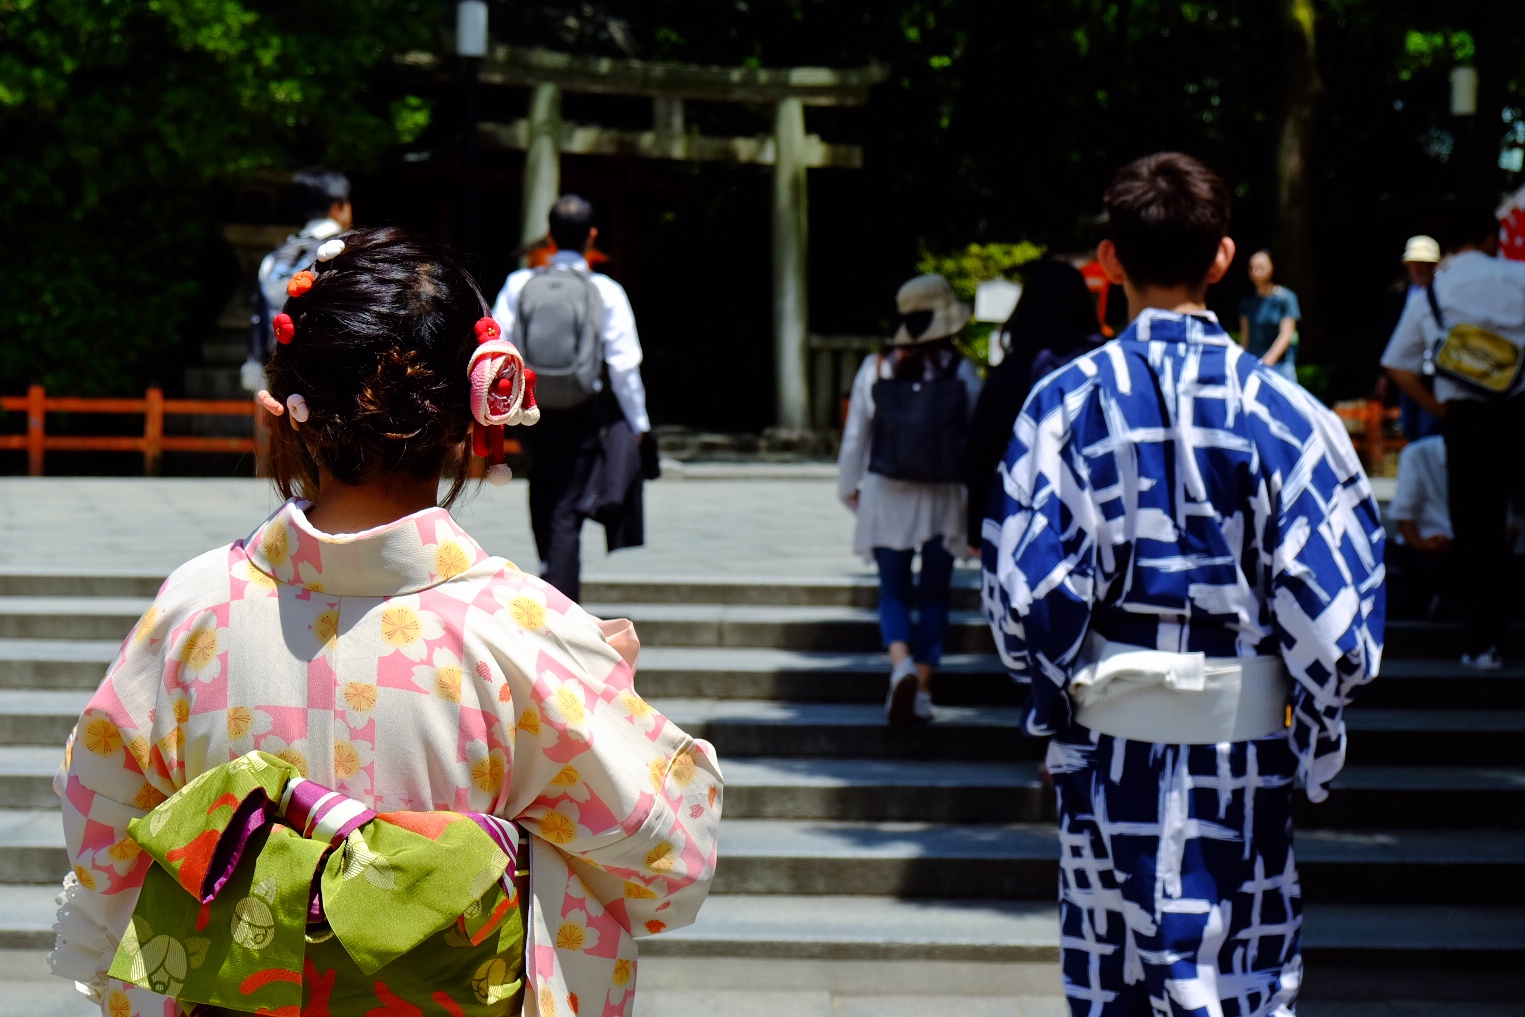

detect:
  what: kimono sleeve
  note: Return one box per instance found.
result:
[1271,400,1386,802]
[50,601,181,1002]
[981,379,1100,735]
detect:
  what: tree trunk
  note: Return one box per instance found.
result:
[1274,0,1321,346]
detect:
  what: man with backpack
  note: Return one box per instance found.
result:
[492,194,650,602]
[242,167,353,392]
[1382,203,1525,670]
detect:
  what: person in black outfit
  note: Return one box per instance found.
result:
[964,259,1103,550]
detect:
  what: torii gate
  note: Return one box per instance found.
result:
[475,46,884,431]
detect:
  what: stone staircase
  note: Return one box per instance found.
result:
[1,572,1523,1013]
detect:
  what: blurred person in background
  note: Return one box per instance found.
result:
[1383,204,1525,670]
[1237,249,1301,383]
[838,274,982,726]
[1388,235,1444,441]
[242,167,353,392]
[964,258,1103,554]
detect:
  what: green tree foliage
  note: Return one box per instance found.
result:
[0,0,443,394]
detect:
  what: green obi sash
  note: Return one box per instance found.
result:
[109,751,525,1015]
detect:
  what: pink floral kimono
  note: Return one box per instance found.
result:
[50,500,723,1016]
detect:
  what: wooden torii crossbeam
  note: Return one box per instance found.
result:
[454,44,885,431]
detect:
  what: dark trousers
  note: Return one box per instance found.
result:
[1443,396,1525,653]
[520,401,601,603]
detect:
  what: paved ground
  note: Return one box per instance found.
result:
[0,475,897,581]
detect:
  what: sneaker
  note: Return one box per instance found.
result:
[886,660,918,726]
[1460,647,1504,671]
[912,690,935,724]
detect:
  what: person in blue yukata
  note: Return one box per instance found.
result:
[980,153,1385,1016]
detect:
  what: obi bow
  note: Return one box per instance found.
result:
[109,751,525,1015]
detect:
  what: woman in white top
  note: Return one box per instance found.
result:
[837,274,983,725]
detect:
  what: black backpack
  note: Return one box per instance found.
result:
[868,353,969,484]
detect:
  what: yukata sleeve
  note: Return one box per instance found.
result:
[50,603,180,1005]
[492,583,721,1012]
[1271,399,1385,802]
[980,380,1100,734]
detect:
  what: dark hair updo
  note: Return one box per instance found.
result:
[263,226,488,507]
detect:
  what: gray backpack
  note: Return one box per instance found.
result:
[511,268,605,409]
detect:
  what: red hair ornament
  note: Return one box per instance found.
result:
[272,313,295,345]
[467,317,540,485]
[286,271,316,298]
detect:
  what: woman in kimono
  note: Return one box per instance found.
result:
[49,227,721,1017]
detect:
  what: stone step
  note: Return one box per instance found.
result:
[583,604,995,653]
[2,882,1519,968]
[3,745,1521,830]
[0,640,118,691]
[0,571,980,610]
[708,821,1525,904]
[0,598,148,642]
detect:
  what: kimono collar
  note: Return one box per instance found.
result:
[242,499,493,597]
[1125,307,1231,345]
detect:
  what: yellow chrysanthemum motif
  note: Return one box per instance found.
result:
[126,736,152,771]
[436,542,470,580]
[472,753,505,794]
[342,682,377,713]
[510,595,546,632]
[135,782,167,810]
[180,627,218,671]
[171,696,192,725]
[619,691,653,717]
[645,841,677,873]
[550,764,581,787]
[518,709,540,736]
[649,756,667,792]
[133,606,159,644]
[551,686,585,726]
[670,750,697,787]
[539,985,556,1017]
[380,606,421,647]
[623,880,657,900]
[555,921,585,951]
[83,717,122,756]
[612,958,633,987]
[538,810,576,845]
[107,989,132,1017]
[72,864,97,890]
[333,742,361,780]
[435,666,462,703]
[314,609,340,647]
[245,566,278,590]
[262,519,290,567]
[107,838,142,863]
[277,748,308,777]
[226,706,252,740]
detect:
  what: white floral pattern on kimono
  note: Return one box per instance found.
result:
[51,500,723,1017]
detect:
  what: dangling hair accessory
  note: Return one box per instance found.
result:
[315,238,346,263]
[467,316,539,485]
[285,394,310,423]
[272,312,296,345]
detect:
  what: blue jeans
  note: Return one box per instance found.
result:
[873,539,955,666]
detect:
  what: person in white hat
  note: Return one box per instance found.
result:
[1392,235,1444,441]
[837,273,983,725]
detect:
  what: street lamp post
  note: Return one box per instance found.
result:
[457,1,488,260]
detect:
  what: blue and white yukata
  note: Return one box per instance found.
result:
[980,309,1384,1016]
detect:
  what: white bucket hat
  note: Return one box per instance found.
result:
[1403,235,1441,264]
[889,274,972,346]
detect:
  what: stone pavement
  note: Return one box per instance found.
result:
[0,475,883,581]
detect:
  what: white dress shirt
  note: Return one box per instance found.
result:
[1381,250,1525,402]
[492,251,650,433]
[1387,436,1451,542]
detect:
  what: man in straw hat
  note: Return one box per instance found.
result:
[980,152,1383,1014]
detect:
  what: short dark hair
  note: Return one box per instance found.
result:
[548,194,594,251]
[1103,153,1231,289]
[1453,201,1502,249]
[292,166,351,221]
[263,226,488,506]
